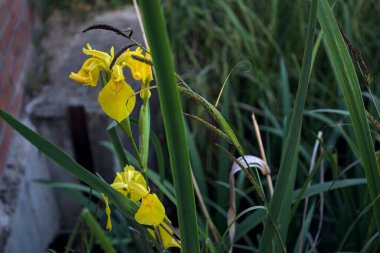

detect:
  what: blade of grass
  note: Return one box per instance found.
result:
[138,1,200,252]
[259,1,318,251]
[318,0,380,233]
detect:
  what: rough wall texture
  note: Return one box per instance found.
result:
[0,123,60,253]
[0,0,33,175]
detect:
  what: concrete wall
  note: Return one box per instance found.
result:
[0,123,60,253]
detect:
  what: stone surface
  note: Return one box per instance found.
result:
[0,119,60,253]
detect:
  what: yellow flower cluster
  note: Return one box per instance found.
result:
[103,165,180,249]
[69,43,153,122]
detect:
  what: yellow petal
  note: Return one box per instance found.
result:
[98,78,136,122]
[147,220,181,249]
[69,58,101,86]
[110,165,148,201]
[83,43,113,66]
[135,193,165,226]
[129,183,149,202]
[101,193,112,231]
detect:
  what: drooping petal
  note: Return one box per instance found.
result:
[101,193,112,231]
[135,193,165,226]
[98,78,136,123]
[69,58,102,86]
[147,219,181,249]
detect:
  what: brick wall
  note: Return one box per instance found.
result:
[0,0,34,175]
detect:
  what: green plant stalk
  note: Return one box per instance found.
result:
[139,101,150,174]
[118,118,144,171]
[138,1,200,253]
[107,122,129,168]
[81,208,117,253]
[259,0,318,251]
[318,0,380,233]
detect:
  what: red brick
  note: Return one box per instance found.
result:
[0,85,13,110]
[0,124,14,175]
[0,0,12,25]
[11,26,25,58]
[0,55,13,91]
[11,0,24,19]
[0,13,17,50]
[0,54,13,83]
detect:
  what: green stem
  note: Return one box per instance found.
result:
[118,118,144,171]
[138,1,200,253]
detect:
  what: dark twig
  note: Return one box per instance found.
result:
[83,24,133,39]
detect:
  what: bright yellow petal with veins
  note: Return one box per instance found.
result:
[98,79,136,122]
[135,193,165,226]
[69,58,102,86]
[101,193,112,231]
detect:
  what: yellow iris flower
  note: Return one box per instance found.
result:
[101,165,181,249]
[111,165,149,202]
[69,43,136,122]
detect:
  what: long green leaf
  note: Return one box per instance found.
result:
[318,0,380,233]
[138,1,200,252]
[259,1,318,251]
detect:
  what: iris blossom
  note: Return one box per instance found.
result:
[69,43,136,122]
[111,165,149,202]
[102,164,181,249]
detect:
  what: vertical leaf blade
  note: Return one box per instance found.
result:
[259,0,318,251]
[138,1,200,253]
[317,0,380,232]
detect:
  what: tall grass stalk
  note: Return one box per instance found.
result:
[259,0,318,251]
[138,1,200,253]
